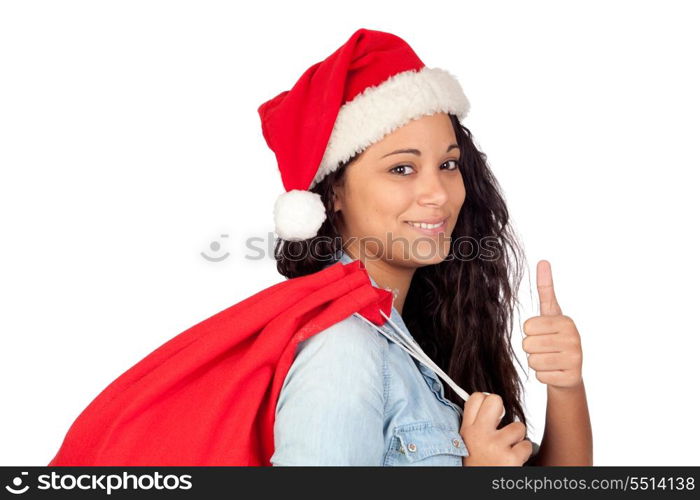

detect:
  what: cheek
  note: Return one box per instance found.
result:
[371,190,412,225]
[358,182,406,216]
[450,181,467,207]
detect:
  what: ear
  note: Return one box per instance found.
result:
[332,186,344,213]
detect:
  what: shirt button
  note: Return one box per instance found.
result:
[399,446,405,454]
[407,443,417,453]
[452,438,461,447]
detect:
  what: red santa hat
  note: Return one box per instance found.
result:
[258,27,470,242]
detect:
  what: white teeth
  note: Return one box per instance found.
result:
[408,220,444,229]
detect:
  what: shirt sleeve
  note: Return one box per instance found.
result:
[270,317,388,466]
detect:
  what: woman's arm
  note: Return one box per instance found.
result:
[529,380,593,466]
[524,261,593,466]
[270,319,388,466]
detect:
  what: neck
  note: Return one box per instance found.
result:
[344,245,415,316]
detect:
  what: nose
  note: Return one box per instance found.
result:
[416,169,449,207]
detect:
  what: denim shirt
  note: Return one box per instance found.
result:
[270,250,471,466]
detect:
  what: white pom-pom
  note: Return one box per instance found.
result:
[273,189,327,242]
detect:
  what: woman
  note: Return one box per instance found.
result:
[260,28,593,466]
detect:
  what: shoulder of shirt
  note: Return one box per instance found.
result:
[294,313,390,360]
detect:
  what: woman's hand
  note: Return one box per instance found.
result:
[460,392,533,466]
[522,260,583,390]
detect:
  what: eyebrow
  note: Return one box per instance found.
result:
[381,144,460,158]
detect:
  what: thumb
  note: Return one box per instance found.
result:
[537,260,562,316]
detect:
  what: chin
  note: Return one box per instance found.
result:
[408,240,452,265]
[414,253,449,266]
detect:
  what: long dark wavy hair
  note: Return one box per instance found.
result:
[273,113,534,438]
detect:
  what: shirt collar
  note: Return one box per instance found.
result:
[329,248,413,338]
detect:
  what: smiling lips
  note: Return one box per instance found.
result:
[405,218,448,235]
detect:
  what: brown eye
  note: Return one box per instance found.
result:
[442,160,459,170]
[389,165,415,176]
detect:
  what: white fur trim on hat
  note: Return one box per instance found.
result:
[310,66,470,188]
[273,189,327,242]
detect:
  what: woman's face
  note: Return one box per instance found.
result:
[333,112,466,267]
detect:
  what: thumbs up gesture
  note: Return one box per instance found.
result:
[522,260,583,389]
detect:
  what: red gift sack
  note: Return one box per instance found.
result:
[48,259,392,466]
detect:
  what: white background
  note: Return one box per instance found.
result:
[1,0,698,466]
